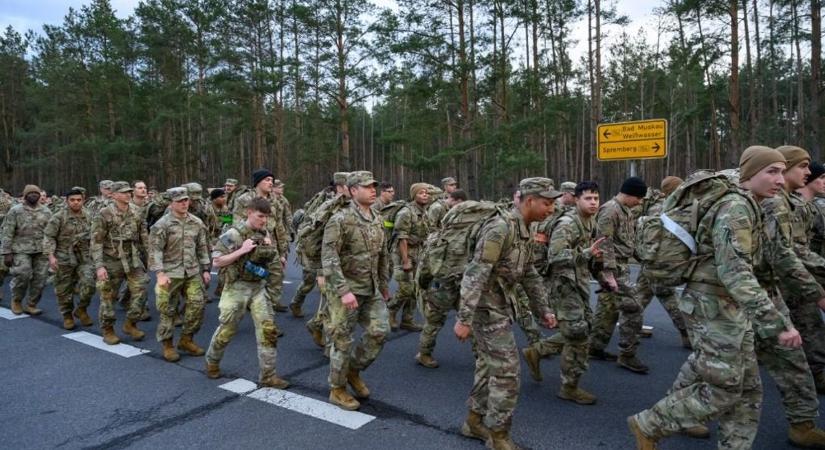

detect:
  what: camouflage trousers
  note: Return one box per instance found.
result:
[97,258,148,327]
[0,261,7,299]
[389,267,417,322]
[418,278,460,356]
[552,277,593,388]
[590,263,643,357]
[787,297,825,376]
[290,268,317,308]
[205,280,280,382]
[634,290,762,449]
[9,253,49,306]
[514,281,557,357]
[155,276,205,342]
[307,276,330,335]
[54,261,95,315]
[635,270,686,335]
[327,292,389,388]
[468,309,520,431]
[265,258,285,309]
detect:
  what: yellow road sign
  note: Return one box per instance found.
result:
[597,119,668,161]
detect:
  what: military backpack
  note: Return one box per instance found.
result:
[378,200,408,249]
[295,194,350,266]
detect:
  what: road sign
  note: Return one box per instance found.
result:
[597,119,668,161]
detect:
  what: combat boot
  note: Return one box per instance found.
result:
[260,375,290,389]
[680,332,692,350]
[521,347,542,382]
[557,384,597,405]
[627,415,658,450]
[681,425,710,439]
[388,312,399,330]
[10,299,23,315]
[101,326,121,345]
[347,369,370,399]
[290,303,304,318]
[400,318,423,332]
[329,387,360,411]
[588,348,617,361]
[161,339,180,362]
[177,334,205,356]
[206,362,221,379]
[618,355,650,374]
[73,307,93,327]
[307,324,325,348]
[62,313,76,330]
[789,420,825,448]
[485,427,519,450]
[273,303,288,313]
[23,303,42,316]
[813,371,825,395]
[415,352,439,368]
[460,409,490,442]
[122,319,146,341]
[139,308,151,322]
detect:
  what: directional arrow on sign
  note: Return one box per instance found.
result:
[603,130,612,139]
[652,143,661,152]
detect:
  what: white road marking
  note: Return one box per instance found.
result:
[62,331,150,358]
[0,307,29,320]
[219,378,376,430]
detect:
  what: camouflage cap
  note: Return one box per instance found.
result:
[347,171,378,187]
[99,180,114,190]
[67,186,87,196]
[224,178,239,186]
[183,182,203,200]
[560,181,577,193]
[333,172,350,186]
[441,177,457,186]
[167,187,189,202]
[519,177,562,199]
[111,181,133,193]
[426,184,443,196]
[273,179,284,187]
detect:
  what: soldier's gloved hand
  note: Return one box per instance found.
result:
[778,327,802,348]
[4,254,13,268]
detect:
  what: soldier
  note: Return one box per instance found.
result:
[290,172,349,320]
[323,171,390,411]
[552,181,577,219]
[372,182,395,212]
[1,185,52,315]
[121,179,152,320]
[85,180,114,219]
[224,178,239,197]
[0,189,11,303]
[209,188,230,237]
[43,187,95,329]
[272,179,293,242]
[589,176,650,374]
[629,146,804,450]
[427,177,458,228]
[453,177,558,449]
[388,182,430,331]
[131,180,150,219]
[808,163,825,258]
[634,176,691,348]
[149,187,212,362]
[146,190,172,229]
[233,169,289,315]
[91,181,150,345]
[184,182,218,235]
[204,197,289,389]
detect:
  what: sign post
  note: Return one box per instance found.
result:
[597,119,668,162]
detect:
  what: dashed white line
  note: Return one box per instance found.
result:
[62,331,150,358]
[219,378,376,430]
[0,307,30,320]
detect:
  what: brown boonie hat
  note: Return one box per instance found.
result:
[519,177,562,199]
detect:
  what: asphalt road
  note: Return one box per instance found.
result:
[0,256,811,449]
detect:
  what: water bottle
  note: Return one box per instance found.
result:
[244,260,269,278]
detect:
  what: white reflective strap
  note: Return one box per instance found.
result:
[660,213,697,255]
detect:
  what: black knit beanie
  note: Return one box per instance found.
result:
[620,176,647,198]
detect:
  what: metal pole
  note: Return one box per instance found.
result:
[630,160,637,177]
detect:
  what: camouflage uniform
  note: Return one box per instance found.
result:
[0,191,14,300]
[811,196,825,258]
[145,192,172,229]
[149,206,211,343]
[322,197,390,389]
[43,206,95,316]
[591,196,644,360]
[634,189,792,449]
[205,222,282,383]
[458,205,553,432]
[91,201,150,328]
[1,201,52,308]
[389,201,429,326]
[290,188,337,311]
[418,277,461,358]
[426,199,448,229]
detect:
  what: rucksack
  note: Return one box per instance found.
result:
[379,200,409,249]
[636,170,742,287]
[295,194,350,266]
[416,200,507,288]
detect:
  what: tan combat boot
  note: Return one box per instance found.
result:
[73,307,93,327]
[290,303,304,318]
[521,347,542,382]
[23,303,42,316]
[122,319,145,341]
[681,425,710,439]
[789,421,825,448]
[485,427,519,450]
[10,299,23,315]
[415,352,439,369]
[206,362,221,379]
[260,375,291,389]
[627,415,658,450]
[329,387,360,411]
[618,355,650,374]
[557,384,597,405]
[101,326,121,345]
[177,334,205,356]
[347,369,370,399]
[162,339,180,362]
[460,409,490,442]
[62,313,76,330]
